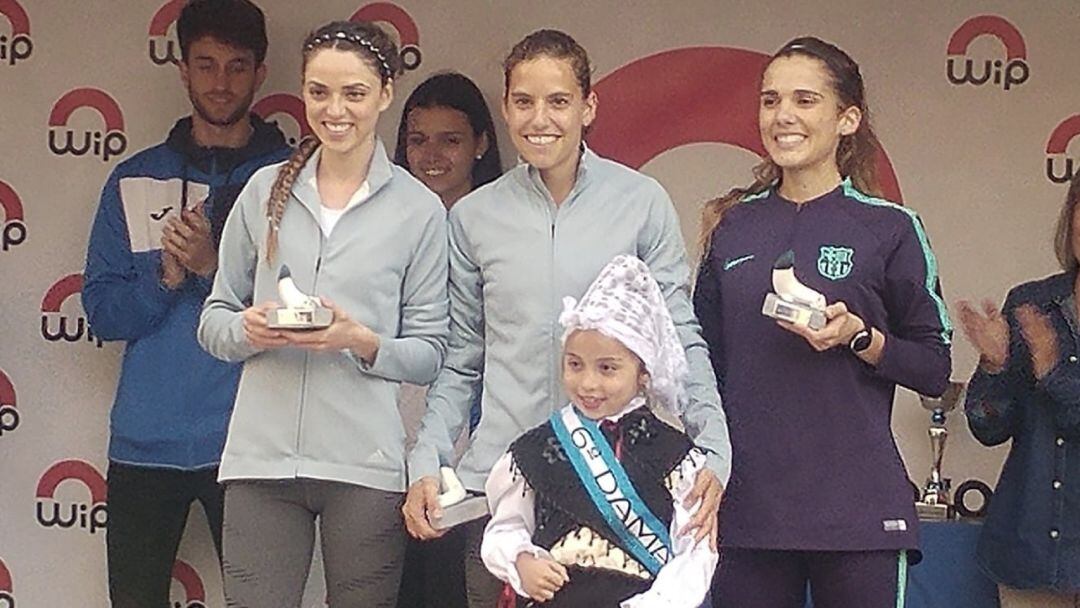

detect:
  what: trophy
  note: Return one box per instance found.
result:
[431,467,489,530]
[762,251,827,330]
[915,381,966,521]
[267,265,333,329]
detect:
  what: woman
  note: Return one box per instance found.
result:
[958,171,1080,608]
[198,20,448,607]
[694,37,951,607]
[393,71,503,608]
[402,29,731,608]
[395,71,502,208]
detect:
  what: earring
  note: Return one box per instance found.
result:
[475,154,483,160]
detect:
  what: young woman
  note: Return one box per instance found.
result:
[694,37,952,607]
[395,71,502,208]
[402,29,731,608]
[393,71,503,608]
[958,171,1080,608]
[198,20,448,607]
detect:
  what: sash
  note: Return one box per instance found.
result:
[549,405,672,575]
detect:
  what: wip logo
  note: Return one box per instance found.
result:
[47,88,128,161]
[0,0,32,66]
[253,93,311,146]
[0,180,26,252]
[170,560,206,608]
[35,459,108,535]
[588,47,903,202]
[1046,115,1080,184]
[0,557,12,608]
[147,0,184,66]
[0,369,18,437]
[349,2,421,71]
[41,273,102,348]
[946,15,1029,91]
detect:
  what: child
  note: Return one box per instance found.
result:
[481,255,718,607]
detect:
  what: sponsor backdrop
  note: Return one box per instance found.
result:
[1,0,1078,605]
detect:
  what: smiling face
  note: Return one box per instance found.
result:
[180,35,265,128]
[562,329,648,420]
[405,105,488,207]
[759,54,860,185]
[302,47,392,158]
[503,55,596,188]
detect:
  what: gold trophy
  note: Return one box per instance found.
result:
[915,381,966,521]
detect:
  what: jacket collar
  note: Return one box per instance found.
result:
[519,144,595,206]
[165,113,286,175]
[290,139,392,217]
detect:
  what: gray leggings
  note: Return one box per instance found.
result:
[222,479,406,608]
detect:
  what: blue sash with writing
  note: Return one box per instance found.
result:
[549,405,673,575]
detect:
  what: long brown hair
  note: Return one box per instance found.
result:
[1053,170,1080,271]
[264,20,402,264]
[697,37,884,258]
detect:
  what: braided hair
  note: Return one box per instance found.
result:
[264,20,403,264]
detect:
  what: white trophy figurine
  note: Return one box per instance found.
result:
[431,466,489,530]
[762,250,828,330]
[267,265,333,330]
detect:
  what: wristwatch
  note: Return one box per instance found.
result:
[849,327,873,354]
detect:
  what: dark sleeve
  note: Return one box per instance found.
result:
[963,288,1030,445]
[692,249,725,394]
[873,212,952,397]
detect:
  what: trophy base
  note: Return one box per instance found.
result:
[915,501,952,521]
[432,495,489,530]
[267,307,333,330]
[762,293,827,330]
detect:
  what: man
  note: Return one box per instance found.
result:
[82,2,288,606]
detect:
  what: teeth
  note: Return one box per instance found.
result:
[423,169,448,176]
[776,134,805,144]
[526,135,557,145]
[325,123,351,133]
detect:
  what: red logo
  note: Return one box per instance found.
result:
[148,0,185,66]
[946,15,1029,90]
[253,93,311,146]
[47,88,128,161]
[1046,114,1080,185]
[171,560,207,608]
[0,557,12,607]
[35,459,108,534]
[349,2,421,71]
[0,180,26,252]
[41,273,102,348]
[588,47,903,202]
[0,369,18,437]
[0,0,32,66]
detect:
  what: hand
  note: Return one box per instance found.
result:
[162,201,217,277]
[515,552,569,602]
[282,298,380,361]
[402,476,446,540]
[779,301,864,352]
[679,468,723,550]
[956,299,1009,373]
[160,249,186,290]
[242,302,290,350]
[1015,304,1058,380]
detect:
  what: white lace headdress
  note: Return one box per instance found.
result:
[558,254,688,415]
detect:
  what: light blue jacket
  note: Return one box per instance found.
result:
[408,148,731,492]
[199,141,448,492]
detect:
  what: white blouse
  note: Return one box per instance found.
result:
[480,403,718,608]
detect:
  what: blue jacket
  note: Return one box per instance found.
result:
[84,115,289,469]
[695,179,952,554]
[965,271,1080,591]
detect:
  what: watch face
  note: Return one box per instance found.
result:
[851,330,872,352]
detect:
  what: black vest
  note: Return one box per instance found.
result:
[508,408,693,607]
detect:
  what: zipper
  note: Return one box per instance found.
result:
[292,221,326,470]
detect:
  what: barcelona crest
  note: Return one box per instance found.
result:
[817,246,854,280]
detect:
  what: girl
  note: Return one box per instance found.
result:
[402,29,731,608]
[482,254,717,608]
[958,170,1080,608]
[394,71,502,209]
[393,71,504,608]
[694,37,951,607]
[198,20,448,607]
